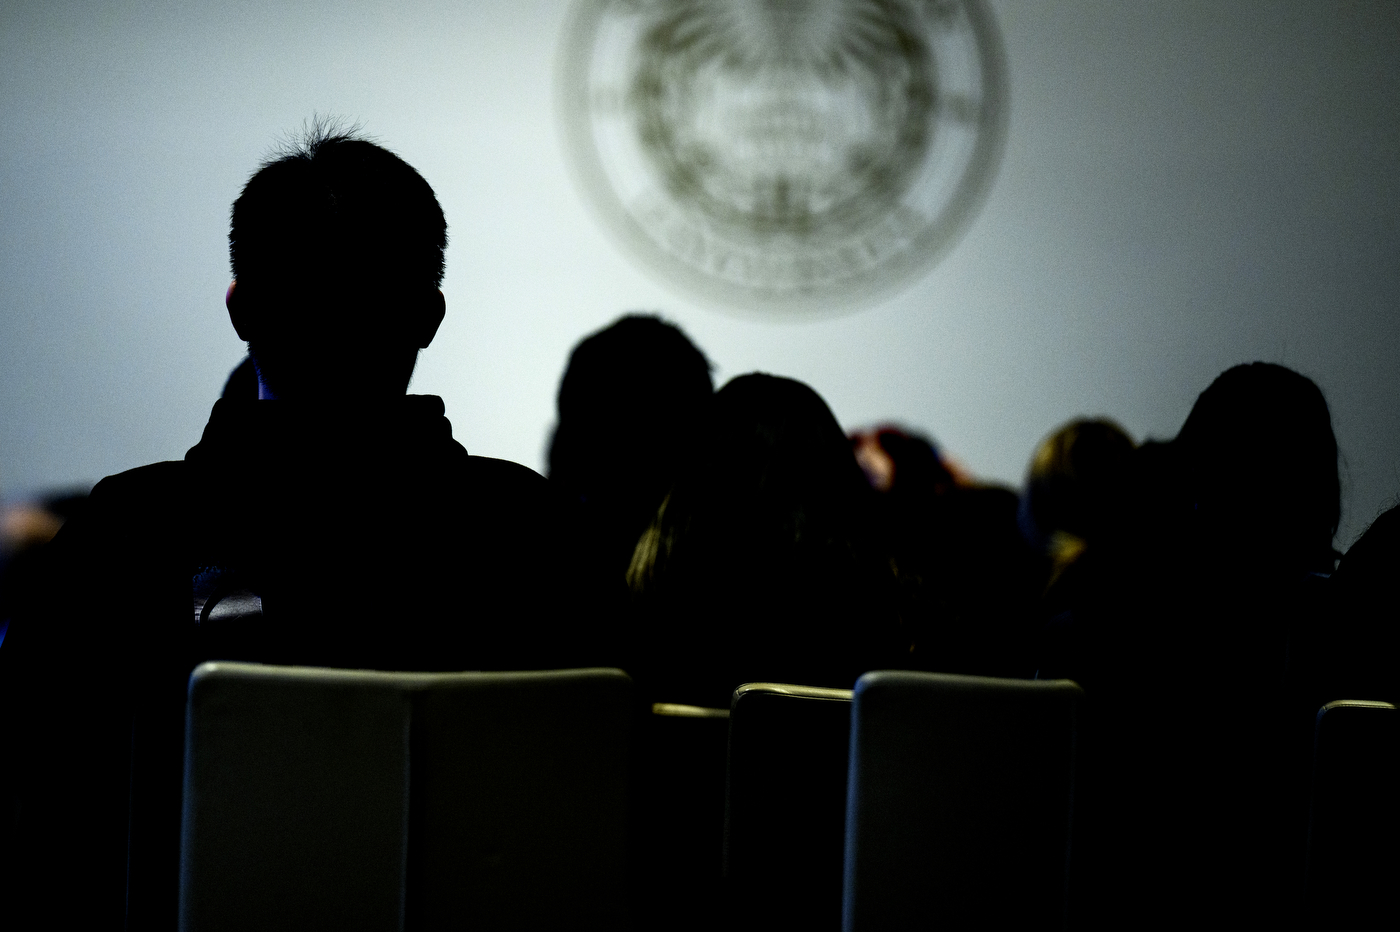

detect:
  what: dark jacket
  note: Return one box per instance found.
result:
[1,394,571,928]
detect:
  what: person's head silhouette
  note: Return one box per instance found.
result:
[1175,361,1340,572]
[225,121,448,399]
[548,312,713,522]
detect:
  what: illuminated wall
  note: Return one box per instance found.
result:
[2,0,1397,547]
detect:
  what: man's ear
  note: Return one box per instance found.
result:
[225,280,254,341]
[413,289,447,349]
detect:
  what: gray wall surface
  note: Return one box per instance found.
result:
[2,0,1397,549]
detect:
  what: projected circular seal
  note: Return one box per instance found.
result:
[558,0,1008,316]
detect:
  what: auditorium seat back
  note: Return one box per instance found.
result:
[179,662,632,932]
[843,671,1082,932]
[1305,698,1400,928]
[631,700,731,932]
[724,682,853,932]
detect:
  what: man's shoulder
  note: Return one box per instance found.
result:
[47,461,190,560]
[454,455,558,524]
[76,461,188,522]
[461,454,549,490]
[90,460,188,496]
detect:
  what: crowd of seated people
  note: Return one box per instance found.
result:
[545,329,1388,929]
[0,121,1394,929]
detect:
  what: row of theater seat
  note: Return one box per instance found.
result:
[176,663,1394,931]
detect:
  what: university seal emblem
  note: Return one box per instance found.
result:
[558,0,1008,315]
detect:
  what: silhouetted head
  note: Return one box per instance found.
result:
[1175,362,1340,572]
[1020,417,1136,550]
[226,121,448,398]
[548,313,713,507]
[851,426,960,498]
[630,372,874,591]
[628,372,898,697]
[705,373,870,509]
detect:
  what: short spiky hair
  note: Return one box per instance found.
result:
[229,119,447,294]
